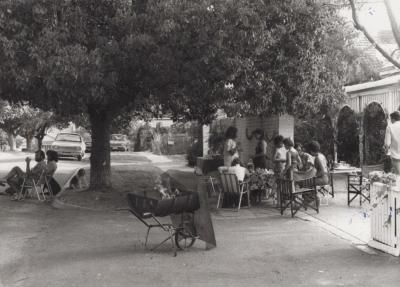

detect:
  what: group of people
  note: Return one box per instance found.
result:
[0,149,59,200]
[222,126,329,186]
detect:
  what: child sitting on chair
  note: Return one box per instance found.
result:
[69,169,88,191]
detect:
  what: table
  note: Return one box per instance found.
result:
[329,167,361,195]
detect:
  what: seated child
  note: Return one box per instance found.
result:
[69,169,88,190]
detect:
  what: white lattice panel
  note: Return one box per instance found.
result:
[368,183,400,256]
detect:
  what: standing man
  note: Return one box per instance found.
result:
[384,111,400,174]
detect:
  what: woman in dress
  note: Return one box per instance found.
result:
[253,129,268,169]
[281,138,301,180]
[223,126,239,167]
[273,135,286,176]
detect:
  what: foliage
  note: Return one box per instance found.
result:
[134,123,153,152]
[294,116,334,159]
[344,46,382,85]
[1,0,358,188]
[186,139,203,167]
[364,102,387,165]
[337,106,359,165]
[348,0,400,69]
[0,100,37,150]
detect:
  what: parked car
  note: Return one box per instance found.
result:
[51,133,86,161]
[110,134,130,151]
[82,133,92,153]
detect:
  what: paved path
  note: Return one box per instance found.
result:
[1,199,399,287]
[1,151,399,287]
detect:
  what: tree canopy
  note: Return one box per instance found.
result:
[0,0,357,189]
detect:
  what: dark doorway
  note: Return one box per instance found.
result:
[337,106,359,166]
[363,102,387,165]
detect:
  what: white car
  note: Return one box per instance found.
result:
[110,134,130,151]
[51,133,86,161]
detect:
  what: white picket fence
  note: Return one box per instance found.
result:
[368,182,400,256]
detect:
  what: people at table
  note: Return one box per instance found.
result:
[294,143,314,172]
[228,158,248,182]
[223,126,240,167]
[253,129,268,169]
[384,111,400,175]
[273,135,286,177]
[308,141,329,186]
[281,138,301,180]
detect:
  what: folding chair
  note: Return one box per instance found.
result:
[347,164,383,206]
[277,176,319,217]
[316,172,333,206]
[42,175,55,198]
[17,170,46,201]
[217,172,250,211]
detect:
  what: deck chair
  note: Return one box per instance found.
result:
[277,176,319,217]
[347,164,383,206]
[217,172,250,211]
[123,193,199,256]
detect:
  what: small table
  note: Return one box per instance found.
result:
[330,167,362,204]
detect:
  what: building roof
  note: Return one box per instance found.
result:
[345,74,400,93]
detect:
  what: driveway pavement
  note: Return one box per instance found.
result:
[1,198,400,287]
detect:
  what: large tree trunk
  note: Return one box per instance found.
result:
[25,134,33,151]
[89,108,112,191]
[35,124,47,151]
[6,133,16,151]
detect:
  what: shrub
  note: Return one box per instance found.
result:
[186,140,202,167]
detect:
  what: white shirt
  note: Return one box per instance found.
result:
[228,164,247,182]
[385,121,400,159]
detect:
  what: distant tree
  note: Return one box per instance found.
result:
[0,100,29,151]
[349,0,400,69]
[18,107,42,151]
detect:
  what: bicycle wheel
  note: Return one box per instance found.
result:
[174,225,196,250]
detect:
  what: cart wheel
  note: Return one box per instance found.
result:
[174,226,196,250]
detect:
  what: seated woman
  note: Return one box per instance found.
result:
[44,150,62,195]
[0,150,47,197]
[46,150,58,176]
[227,158,248,182]
[308,141,329,186]
[222,158,249,207]
[294,143,314,172]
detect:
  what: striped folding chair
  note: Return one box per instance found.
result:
[277,176,319,217]
[217,172,250,211]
